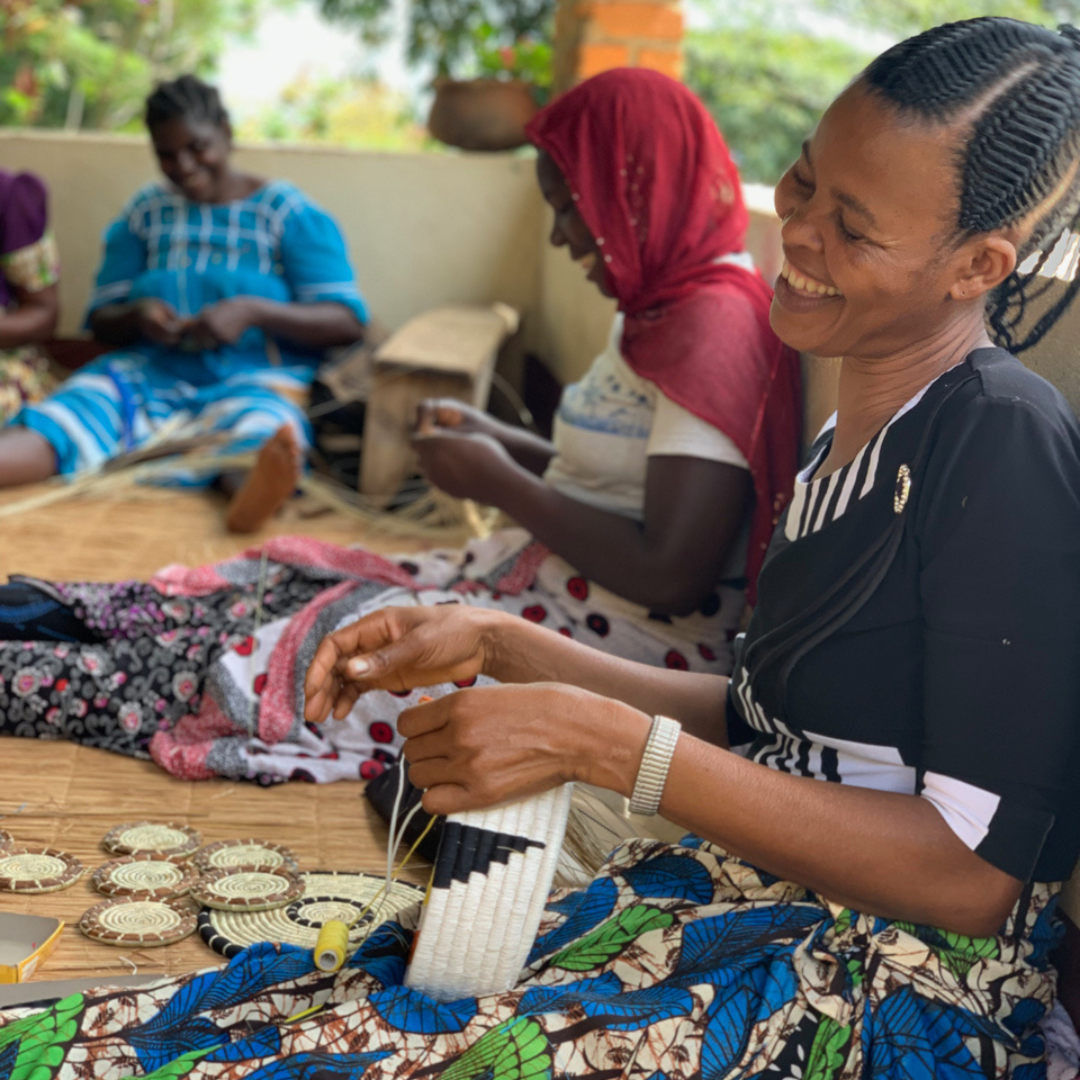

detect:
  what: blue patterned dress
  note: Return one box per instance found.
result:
[11,180,367,477]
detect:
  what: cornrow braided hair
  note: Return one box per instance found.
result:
[145,74,229,133]
[865,17,1080,354]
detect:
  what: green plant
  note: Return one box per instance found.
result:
[0,0,283,131]
[475,31,552,92]
[685,25,869,185]
[319,0,556,81]
[236,72,431,151]
[685,0,1080,185]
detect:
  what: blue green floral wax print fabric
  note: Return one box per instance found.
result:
[0,839,1059,1080]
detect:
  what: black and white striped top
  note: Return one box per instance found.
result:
[726,349,1080,884]
[784,381,933,542]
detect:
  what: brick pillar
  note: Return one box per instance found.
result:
[552,0,684,95]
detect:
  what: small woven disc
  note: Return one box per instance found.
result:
[103,822,201,859]
[80,897,197,947]
[93,854,200,900]
[193,840,299,874]
[191,866,304,912]
[0,845,84,894]
[199,871,423,959]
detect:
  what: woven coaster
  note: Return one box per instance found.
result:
[191,866,305,912]
[199,871,423,959]
[0,846,84,894]
[103,822,202,859]
[93,854,200,900]
[193,840,299,875]
[80,897,197,947]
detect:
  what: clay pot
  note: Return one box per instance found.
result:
[427,78,539,152]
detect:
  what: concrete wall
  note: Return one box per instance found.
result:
[0,129,873,438]
[0,131,546,349]
[2,129,792,390]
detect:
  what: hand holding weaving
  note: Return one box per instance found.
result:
[303,605,500,723]
[136,299,184,346]
[399,684,651,816]
[183,297,258,350]
[411,429,516,502]
[415,399,507,441]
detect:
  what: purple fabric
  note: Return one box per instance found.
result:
[0,170,48,307]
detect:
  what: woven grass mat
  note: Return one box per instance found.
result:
[0,483,439,582]
[0,739,428,983]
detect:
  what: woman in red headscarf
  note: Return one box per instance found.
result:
[414,68,801,619]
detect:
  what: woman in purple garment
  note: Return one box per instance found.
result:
[0,170,60,423]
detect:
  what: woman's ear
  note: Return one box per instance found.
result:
[949,235,1017,301]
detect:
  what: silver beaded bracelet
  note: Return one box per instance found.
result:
[629,715,682,816]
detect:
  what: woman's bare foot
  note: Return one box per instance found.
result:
[0,428,59,488]
[225,425,303,534]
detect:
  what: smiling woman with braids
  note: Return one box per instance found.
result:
[0,75,368,532]
[5,18,1080,1080]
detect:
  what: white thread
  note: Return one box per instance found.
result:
[385,760,409,906]
[379,798,423,927]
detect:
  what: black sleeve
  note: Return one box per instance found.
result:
[917,394,1080,882]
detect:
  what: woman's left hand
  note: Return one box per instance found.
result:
[412,430,518,502]
[399,684,652,816]
[184,298,262,350]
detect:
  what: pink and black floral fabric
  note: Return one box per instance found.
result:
[0,531,732,784]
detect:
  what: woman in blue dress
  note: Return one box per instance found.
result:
[0,75,368,532]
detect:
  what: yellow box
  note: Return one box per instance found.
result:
[0,914,64,983]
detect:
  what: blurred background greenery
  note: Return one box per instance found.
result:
[1,0,1078,180]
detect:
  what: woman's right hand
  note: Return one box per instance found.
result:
[415,399,508,441]
[137,299,184,346]
[303,604,505,723]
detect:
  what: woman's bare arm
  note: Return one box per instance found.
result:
[634,726,1021,935]
[398,682,1023,937]
[243,298,365,349]
[490,455,751,615]
[411,432,752,616]
[303,606,728,743]
[0,284,59,348]
[306,604,1022,936]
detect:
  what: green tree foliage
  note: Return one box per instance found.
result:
[686,0,1080,184]
[236,73,430,150]
[686,25,868,186]
[825,0,1080,39]
[0,0,280,131]
[318,0,555,78]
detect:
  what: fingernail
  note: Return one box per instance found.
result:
[347,658,370,676]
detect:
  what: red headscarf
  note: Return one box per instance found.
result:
[526,69,801,603]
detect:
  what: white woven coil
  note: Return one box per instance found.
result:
[405,783,573,1003]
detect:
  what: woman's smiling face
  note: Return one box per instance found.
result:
[151,117,233,204]
[536,150,614,298]
[771,82,982,360]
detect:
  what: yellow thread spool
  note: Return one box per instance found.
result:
[314,919,350,973]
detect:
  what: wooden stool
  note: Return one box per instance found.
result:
[359,303,519,499]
